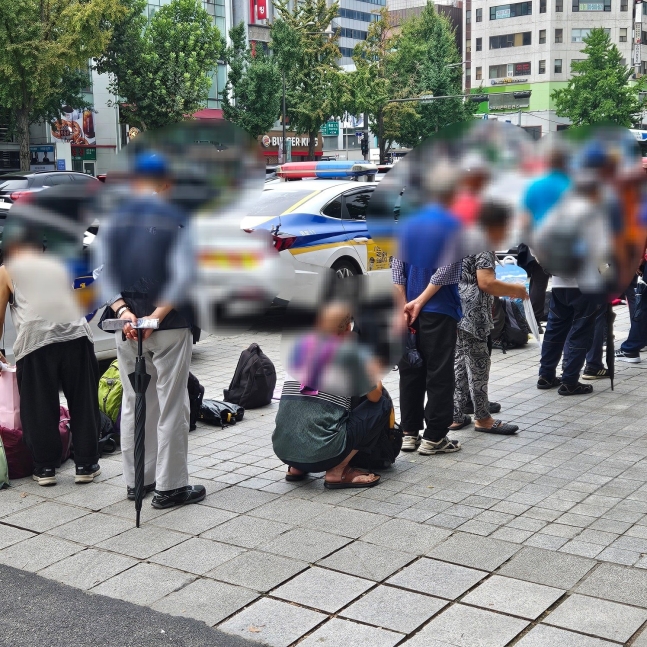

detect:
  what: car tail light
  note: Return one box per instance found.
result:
[243,228,254,233]
[272,233,297,252]
[10,190,33,203]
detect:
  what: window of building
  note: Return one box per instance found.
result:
[555,58,563,73]
[476,66,483,80]
[571,59,584,70]
[466,39,472,53]
[539,29,546,44]
[539,59,546,73]
[556,0,563,10]
[476,8,483,21]
[466,9,471,23]
[489,61,531,78]
[571,27,609,41]
[476,37,482,51]
[620,0,627,8]
[490,32,532,48]
[555,28,563,43]
[540,0,547,11]
[620,27,627,42]
[489,2,532,20]
[572,0,611,11]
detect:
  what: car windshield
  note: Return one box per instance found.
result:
[252,190,315,218]
[0,177,29,191]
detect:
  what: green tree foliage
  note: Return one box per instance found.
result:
[552,28,646,127]
[96,0,222,131]
[387,2,470,149]
[221,23,282,138]
[0,0,126,170]
[271,0,344,160]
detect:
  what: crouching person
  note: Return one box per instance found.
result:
[273,301,389,489]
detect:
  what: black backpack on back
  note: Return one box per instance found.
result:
[491,296,530,353]
[187,372,205,432]
[224,343,276,409]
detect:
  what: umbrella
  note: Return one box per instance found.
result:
[102,318,158,526]
[605,303,616,391]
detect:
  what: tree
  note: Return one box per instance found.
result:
[221,22,282,138]
[0,0,127,170]
[386,2,470,149]
[552,28,646,127]
[271,0,344,159]
[96,0,222,131]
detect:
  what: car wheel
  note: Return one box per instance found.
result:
[331,259,357,279]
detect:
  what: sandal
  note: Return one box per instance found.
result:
[450,415,472,430]
[324,466,380,490]
[285,467,308,482]
[558,382,593,396]
[537,376,561,390]
[474,420,519,435]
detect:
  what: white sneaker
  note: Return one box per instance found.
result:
[401,435,421,452]
[418,437,461,456]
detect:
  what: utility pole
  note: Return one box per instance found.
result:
[635,0,643,79]
[363,111,369,161]
[280,71,286,165]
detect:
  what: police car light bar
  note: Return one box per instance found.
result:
[276,161,379,180]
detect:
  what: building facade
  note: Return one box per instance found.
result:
[465,0,644,135]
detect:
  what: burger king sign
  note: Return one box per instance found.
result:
[261,135,271,148]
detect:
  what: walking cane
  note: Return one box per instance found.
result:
[102,318,159,527]
[605,303,615,392]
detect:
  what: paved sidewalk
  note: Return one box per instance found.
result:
[2,305,647,646]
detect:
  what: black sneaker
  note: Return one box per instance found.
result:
[127,482,157,501]
[75,464,101,484]
[537,376,561,390]
[464,401,501,415]
[615,349,641,364]
[151,485,206,509]
[582,367,610,380]
[33,467,56,486]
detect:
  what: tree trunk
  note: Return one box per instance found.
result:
[15,107,31,172]
[308,129,316,161]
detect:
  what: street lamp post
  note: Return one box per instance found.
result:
[281,70,287,164]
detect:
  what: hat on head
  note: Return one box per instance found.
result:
[425,160,460,197]
[133,151,169,178]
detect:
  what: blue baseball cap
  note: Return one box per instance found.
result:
[133,151,169,178]
[581,143,608,169]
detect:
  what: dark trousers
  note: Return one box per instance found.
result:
[398,312,457,442]
[288,394,392,473]
[16,337,100,470]
[539,288,601,386]
[621,276,647,354]
[517,245,550,324]
[585,306,608,371]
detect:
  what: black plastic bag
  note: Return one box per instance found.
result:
[198,399,245,428]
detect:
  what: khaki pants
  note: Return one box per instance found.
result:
[117,328,192,491]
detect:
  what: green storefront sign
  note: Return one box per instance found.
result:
[71,147,97,161]
[321,121,339,136]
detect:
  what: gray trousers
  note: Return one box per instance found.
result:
[454,328,491,422]
[117,328,192,491]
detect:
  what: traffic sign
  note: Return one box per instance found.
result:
[321,121,339,136]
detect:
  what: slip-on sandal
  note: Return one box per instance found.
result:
[450,415,472,430]
[286,468,308,482]
[474,420,519,435]
[324,467,380,490]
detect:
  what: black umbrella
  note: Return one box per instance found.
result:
[605,303,616,391]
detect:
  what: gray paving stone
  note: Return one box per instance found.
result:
[1,501,88,532]
[298,618,402,647]
[515,625,620,647]
[201,486,278,513]
[497,547,596,589]
[362,519,451,555]
[596,546,640,565]
[54,482,126,510]
[0,534,82,572]
[0,491,44,517]
[575,563,647,607]
[0,523,35,550]
[545,594,647,642]
[462,574,564,620]
[219,597,326,647]
[317,540,415,581]
[387,557,486,599]
[341,584,447,633]
[95,525,190,559]
[150,537,245,575]
[403,603,529,647]
[152,578,258,626]
[259,527,351,563]
[272,566,373,613]
[249,497,332,524]
[207,550,308,592]
[91,562,195,606]
[200,515,292,548]
[149,504,237,535]
[427,532,520,571]
[559,541,603,559]
[38,548,138,589]
[46,512,132,545]
[634,627,647,647]
[307,507,390,539]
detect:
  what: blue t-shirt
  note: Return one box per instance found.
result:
[523,171,571,225]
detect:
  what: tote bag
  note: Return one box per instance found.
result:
[0,367,21,431]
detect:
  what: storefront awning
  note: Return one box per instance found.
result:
[193,108,224,120]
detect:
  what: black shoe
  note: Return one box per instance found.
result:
[33,467,57,486]
[582,367,610,380]
[558,382,593,396]
[464,401,501,415]
[151,485,206,509]
[75,464,101,484]
[127,482,157,501]
[537,324,545,335]
[537,376,561,390]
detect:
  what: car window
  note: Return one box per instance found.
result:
[343,189,373,221]
[72,173,97,182]
[0,177,29,191]
[321,197,342,219]
[43,174,73,186]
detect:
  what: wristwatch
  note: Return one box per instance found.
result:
[116,305,131,318]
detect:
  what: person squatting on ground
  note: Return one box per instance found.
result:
[272,301,389,489]
[449,202,529,436]
[97,152,205,509]
[0,225,100,486]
